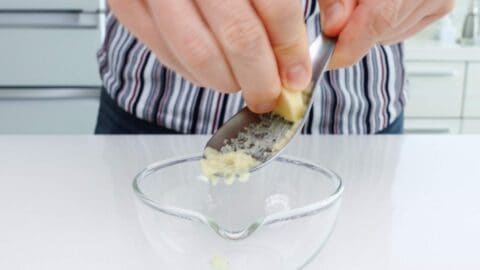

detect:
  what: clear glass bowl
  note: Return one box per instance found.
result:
[133,155,343,270]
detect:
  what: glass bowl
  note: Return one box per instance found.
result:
[133,155,343,270]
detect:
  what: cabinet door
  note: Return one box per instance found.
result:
[464,63,480,117]
[0,28,101,87]
[462,120,480,134]
[405,61,465,117]
[0,0,100,11]
[0,88,100,134]
[405,118,461,134]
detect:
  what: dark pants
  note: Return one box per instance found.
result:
[95,89,404,135]
[377,112,404,134]
[94,89,180,134]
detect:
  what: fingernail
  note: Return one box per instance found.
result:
[321,2,344,31]
[254,102,276,113]
[286,64,310,91]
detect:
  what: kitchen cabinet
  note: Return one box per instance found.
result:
[0,88,99,134]
[404,61,465,118]
[464,63,480,117]
[0,1,104,134]
[404,39,480,134]
[0,28,101,87]
[404,119,461,134]
[0,0,100,11]
[462,120,480,134]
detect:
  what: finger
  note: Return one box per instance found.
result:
[328,0,403,69]
[251,0,311,91]
[394,0,423,23]
[380,14,444,45]
[145,0,240,92]
[318,0,356,36]
[395,0,454,26]
[196,0,281,113]
[327,4,375,69]
[380,0,454,43]
[327,0,454,69]
[108,0,200,84]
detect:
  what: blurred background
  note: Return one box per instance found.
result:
[0,0,478,135]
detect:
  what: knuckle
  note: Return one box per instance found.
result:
[180,33,212,70]
[221,18,265,56]
[369,0,399,37]
[273,33,305,56]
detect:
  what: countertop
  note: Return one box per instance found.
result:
[1,135,480,269]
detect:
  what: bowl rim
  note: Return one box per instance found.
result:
[132,154,344,240]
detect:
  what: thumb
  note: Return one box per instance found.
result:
[318,0,354,36]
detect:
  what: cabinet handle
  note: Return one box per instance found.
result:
[407,70,457,77]
[405,128,451,134]
[0,88,100,100]
[0,11,100,28]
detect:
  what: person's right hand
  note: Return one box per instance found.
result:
[108,0,313,113]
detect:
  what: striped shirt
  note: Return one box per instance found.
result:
[97,1,407,134]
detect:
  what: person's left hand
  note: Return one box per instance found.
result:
[318,0,456,69]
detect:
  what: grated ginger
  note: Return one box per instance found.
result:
[210,255,229,270]
[201,147,258,185]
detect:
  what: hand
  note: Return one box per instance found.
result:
[108,0,312,113]
[319,0,455,68]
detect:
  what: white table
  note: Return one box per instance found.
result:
[1,136,479,269]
